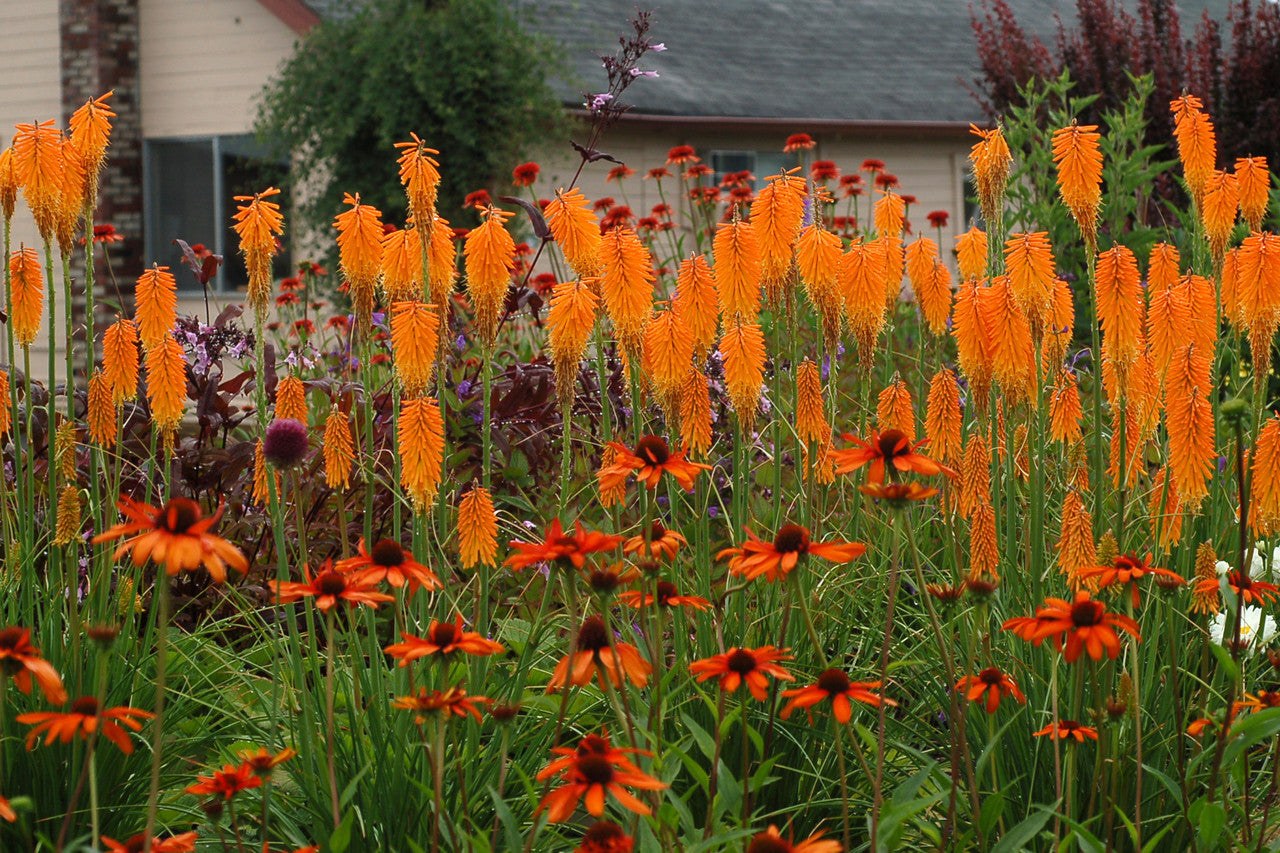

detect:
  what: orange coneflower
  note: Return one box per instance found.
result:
[744,825,842,853]
[186,763,262,800]
[390,300,439,397]
[957,667,1025,713]
[394,133,441,227]
[135,265,177,352]
[600,225,655,355]
[1051,121,1103,249]
[690,646,794,700]
[713,218,761,321]
[0,627,67,704]
[102,317,139,405]
[68,90,115,197]
[642,306,694,407]
[393,686,490,724]
[237,746,297,778]
[381,223,422,303]
[548,615,651,692]
[1166,343,1214,508]
[322,406,354,491]
[673,254,719,359]
[1048,371,1082,445]
[955,226,988,281]
[505,519,622,571]
[269,560,395,610]
[1253,415,1280,536]
[334,192,384,333]
[547,277,599,407]
[831,428,953,484]
[99,832,198,853]
[231,187,284,318]
[622,521,687,562]
[1026,590,1141,663]
[536,733,665,822]
[679,368,713,457]
[1057,490,1097,587]
[546,187,602,277]
[88,371,115,447]
[918,259,954,337]
[618,580,709,611]
[719,318,766,433]
[1198,571,1280,607]
[145,332,187,442]
[1236,156,1271,231]
[457,484,498,568]
[1034,720,1098,742]
[385,614,503,664]
[859,481,941,506]
[596,435,710,504]
[781,668,892,722]
[796,359,828,447]
[750,170,806,298]
[1201,170,1238,261]
[719,524,866,583]
[575,821,634,853]
[93,496,247,583]
[399,397,445,511]
[1005,231,1056,333]
[1078,553,1184,610]
[274,374,307,423]
[9,247,43,347]
[951,279,992,403]
[13,119,62,239]
[335,537,440,592]
[464,206,516,348]
[1171,93,1216,207]
[17,696,152,754]
[970,123,1012,223]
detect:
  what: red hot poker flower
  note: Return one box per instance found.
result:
[830,428,955,484]
[690,646,794,701]
[718,524,865,583]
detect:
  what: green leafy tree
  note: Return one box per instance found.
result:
[255,0,568,229]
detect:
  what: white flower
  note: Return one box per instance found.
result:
[1210,605,1277,653]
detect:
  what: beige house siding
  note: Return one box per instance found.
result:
[139,0,300,138]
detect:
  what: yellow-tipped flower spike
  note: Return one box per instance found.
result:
[53,485,82,547]
[1049,370,1083,445]
[797,223,845,349]
[87,371,115,447]
[322,406,355,491]
[1148,242,1181,292]
[1051,121,1103,250]
[839,238,888,358]
[0,370,9,437]
[925,369,962,464]
[1095,245,1143,386]
[427,211,458,312]
[232,187,284,320]
[712,218,761,322]
[464,206,516,349]
[599,225,655,357]
[795,359,827,447]
[969,123,1012,224]
[1252,414,1280,537]
[1150,466,1184,549]
[876,377,916,441]
[968,497,999,582]
[1236,156,1271,231]
[390,300,440,398]
[457,484,498,569]
[958,433,991,520]
[9,247,43,347]
[394,133,441,228]
[134,265,177,352]
[955,226,988,282]
[873,190,905,239]
[68,90,115,197]
[1191,541,1220,615]
[399,397,445,512]
[1004,231,1056,333]
[0,147,18,222]
[145,332,187,447]
[1165,343,1214,508]
[750,169,805,300]
[678,368,712,458]
[1201,170,1239,263]
[275,375,308,424]
[102,317,140,405]
[643,306,695,412]
[1171,93,1216,209]
[547,278,599,409]
[546,188,602,277]
[1057,490,1096,590]
[719,318,766,434]
[13,119,62,240]
[334,192,385,334]
[673,254,719,359]
[252,439,279,507]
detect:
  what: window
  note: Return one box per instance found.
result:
[709,150,790,187]
[143,135,290,292]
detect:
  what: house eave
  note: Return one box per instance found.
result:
[569,110,980,138]
[256,0,320,34]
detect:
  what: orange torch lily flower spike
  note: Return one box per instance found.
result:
[718,524,865,583]
[831,428,955,484]
[93,496,248,584]
[536,732,666,822]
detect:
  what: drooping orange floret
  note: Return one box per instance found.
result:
[380,224,422,303]
[924,369,962,464]
[87,371,114,447]
[1148,242,1181,292]
[1201,170,1239,261]
[334,192,385,332]
[719,318,766,433]
[599,226,655,355]
[458,484,498,568]
[8,247,43,347]
[980,276,1034,400]
[1180,272,1218,357]
[1236,156,1272,231]
[427,211,458,310]
[712,218,761,321]
[0,371,9,437]
[873,190,905,239]
[1150,466,1185,548]
[876,378,916,441]
[1171,93,1216,208]
[904,236,938,303]
[968,497,999,581]
[958,433,991,519]
[0,147,18,222]
[1042,276,1075,371]
[322,406,354,491]
[1237,233,1280,376]
[464,206,516,348]
[750,169,806,296]
[1222,247,1244,331]
[394,133,441,227]
[1048,370,1083,445]
[951,278,993,404]
[955,226,988,281]
[546,188,602,277]
[642,306,694,406]
[145,333,187,443]
[13,119,62,239]
[1147,280,1190,377]
[68,91,114,191]
[390,300,439,397]
[839,238,889,356]
[1004,231,1056,332]
[134,264,177,352]
[969,123,1012,223]
[1057,490,1096,588]
[679,369,712,457]
[231,187,284,319]
[1165,343,1214,508]
[917,259,953,337]
[1095,245,1143,384]
[399,398,445,512]
[1051,121,1103,249]
[251,439,275,506]
[673,254,719,358]
[796,359,828,446]
[796,222,843,326]
[547,277,599,407]
[102,317,139,405]
[1253,414,1280,537]
[52,134,87,254]
[274,374,307,424]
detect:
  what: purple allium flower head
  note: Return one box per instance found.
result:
[264,418,309,468]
